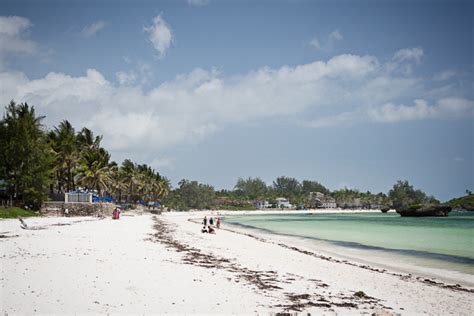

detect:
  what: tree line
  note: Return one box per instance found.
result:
[1,101,441,211]
[0,101,170,209]
[163,176,439,211]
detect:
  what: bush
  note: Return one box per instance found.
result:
[408,204,423,211]
[216,204,257,211]
[0,207,39,218]
[447,194,474,211]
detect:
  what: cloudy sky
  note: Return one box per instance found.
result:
[1,0,472,200]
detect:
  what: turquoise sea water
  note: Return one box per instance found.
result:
[225,211,474,277]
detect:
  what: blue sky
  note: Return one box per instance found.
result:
[0,0,472,200]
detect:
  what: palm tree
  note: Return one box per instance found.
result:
[120,159,143,203]
[108,163,126,203]
[76,127,102,151]
[48,120,78,193]
[0,101,53,208]
[75,147,111,196]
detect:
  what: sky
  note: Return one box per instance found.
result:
[0,0,472,200]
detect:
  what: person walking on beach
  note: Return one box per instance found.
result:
[216,217,221,229]
[203,216,207,226]
[209,217,214,226]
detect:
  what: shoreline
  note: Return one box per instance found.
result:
[178,209,474,286]
[172,208,388,215]
[164,212,474,314]
[1,212,473,314]
[219,219,474,288]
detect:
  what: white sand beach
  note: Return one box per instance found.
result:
[1,211,473,315]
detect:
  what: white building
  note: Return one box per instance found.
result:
[255,200,271,209]
[275,197,292,209]
[321,196,337,208]
[309,192,337,209]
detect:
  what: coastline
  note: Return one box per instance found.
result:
[220,218,474,287]
[180,208,387,215]
[1,212,473,314]
[165,212,474,314]
[214,212,474,286]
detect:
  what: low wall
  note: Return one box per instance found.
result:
[41,202,116,217]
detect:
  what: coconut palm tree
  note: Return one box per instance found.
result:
[76,127,102,151]
[108,163,126,203]
[120,159,143,203]
[75,147,111,196]
[48,120,78,193]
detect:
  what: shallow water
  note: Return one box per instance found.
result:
[225,211,474,278]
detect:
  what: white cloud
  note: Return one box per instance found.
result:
[1,49,472,165]
[81,20,107,38]
[393,47,424,63]
[369,99,435,122]
[115,71,137,85]
[116,62,152,85]
[433,70,456,81]
[0,16,37,68]
[306,97,473,127]
[0,15,32,36]
[329,29,343,41]
[368,98,473,123]
[308,38,321,50]
[188,0,210,6]
[301,110,363,128]
[144,14,173,58]
[309,29,343,52]
[386,47,424,76]
[0,54,376,151]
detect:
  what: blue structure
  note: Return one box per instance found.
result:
[92,195,113,203]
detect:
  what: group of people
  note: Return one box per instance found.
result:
[201,215,221,234]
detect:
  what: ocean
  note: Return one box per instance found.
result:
[224,211,474,283]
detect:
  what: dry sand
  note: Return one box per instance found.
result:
[1,211,473,315]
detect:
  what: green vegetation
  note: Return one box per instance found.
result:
[214,205,258,211]
[0,101,170,210]
[407,204,424,211]
[234,177,268,200]
[446,194,474,211]
[0,207,38,218]
[0,102,53,209]
[388,180,439,210]
[2,100,454,212]
[163,180,216,211]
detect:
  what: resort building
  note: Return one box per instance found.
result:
[321,196,337,208]
[309,192,337,209]
[275,197,292,209]
[65,191,93,203]
[254,200,271,209]
[336,197,363,209]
